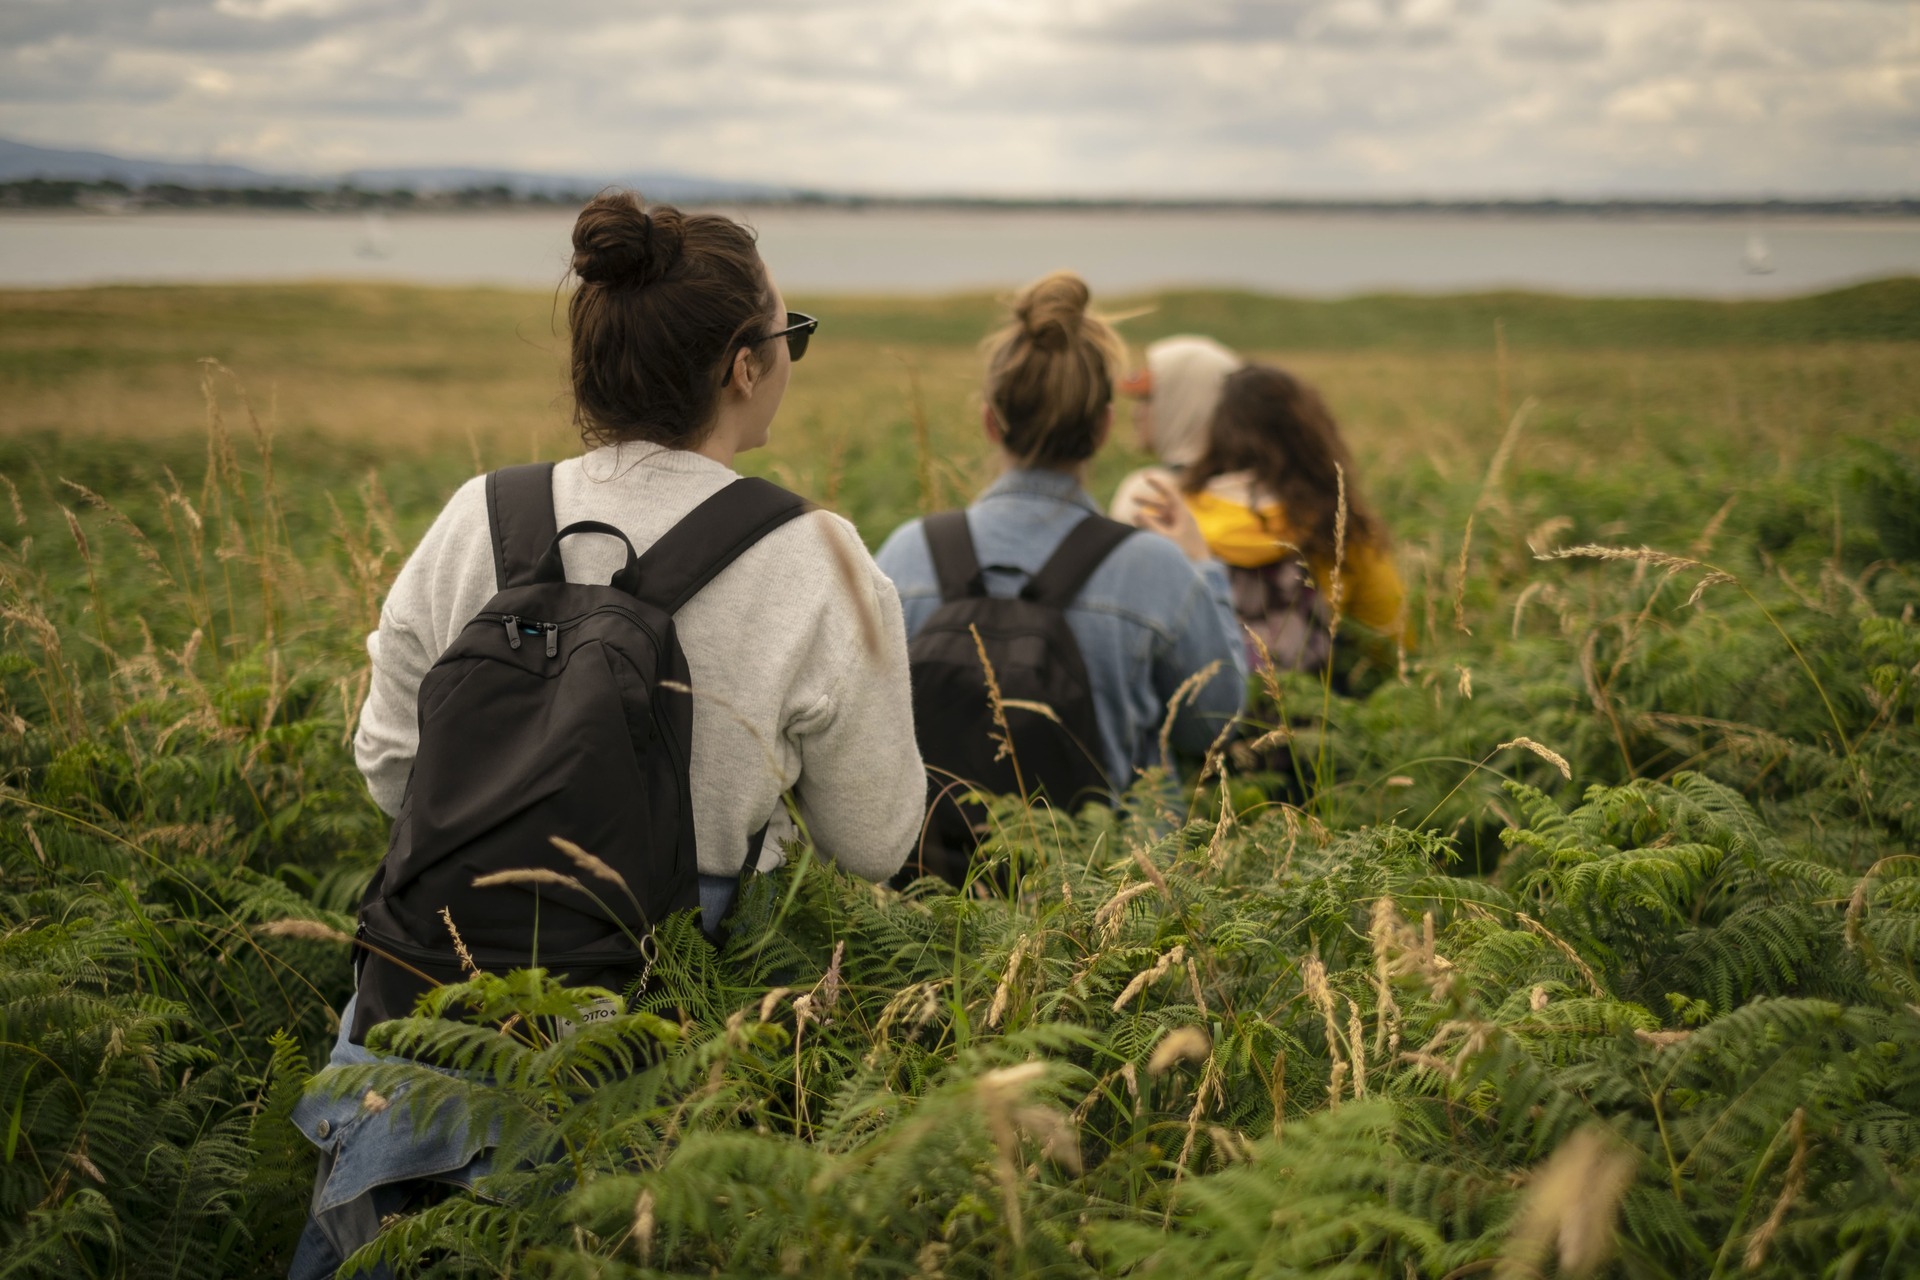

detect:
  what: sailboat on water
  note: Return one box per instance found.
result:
[356,210,393,260]
[1742,232,1776,275]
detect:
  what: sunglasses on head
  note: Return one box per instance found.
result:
[722,311,818,385]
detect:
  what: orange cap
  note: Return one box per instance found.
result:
[1119,367,1153,398]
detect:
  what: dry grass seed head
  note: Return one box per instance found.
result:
[256,919,352,945]
[1526,515,1574,554]
[1345,995,1368,1097]
[1744,1107,1808,1272]
[1199,759,1237,874]
[632,1188,655,1263]
[1452,510,1475,636]
[1498,736,1573,780]
[1243,725,1292,755]
[1497,1125,1638,1280]
[1148,1025,1212,1075]
[977,1062,1046,1249]
[1112,943,1186,1012]
[1686,570,1737,607]
[548,836,630,893]
[471,867,588,893]
[1129,845,1171,899]
[61,506,91,564]
[1013,1103,1083,1175]
[1691,494,1739,557]
[967,624,1021,776]
[60,479,174,585]
[0,472,24,527]
[1157,658,1225,774]
[817,940,846,1012]
[1092,880,1156,942]
[440,907,479,978]
[988,934,1032,1029]
[1517,912,1605,998]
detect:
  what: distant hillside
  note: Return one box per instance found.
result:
[0,136,792,204]
[0,137,302,188]
[2,134,1911,215]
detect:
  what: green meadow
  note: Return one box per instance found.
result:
[1,278,1917,1278]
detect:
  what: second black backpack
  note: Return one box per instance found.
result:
[350,463,809,1043]
[901,510,1134,886]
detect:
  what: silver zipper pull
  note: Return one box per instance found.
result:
[544,623,558,658]
[503,615,521,650]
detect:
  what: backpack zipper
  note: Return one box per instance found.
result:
[478,605,661,658]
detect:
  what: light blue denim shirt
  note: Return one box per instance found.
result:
[875,468,1247,790]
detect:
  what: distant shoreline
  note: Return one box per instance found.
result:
[6,206,1913,298]
[4,202,1918,222]
[1,176,1915,222]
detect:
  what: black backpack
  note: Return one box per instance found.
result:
[899,510,1135,886]
[350,462,809,1043]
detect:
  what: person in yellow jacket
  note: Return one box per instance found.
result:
[1116,354,1406,669]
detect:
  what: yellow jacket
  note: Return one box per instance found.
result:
[1186,488,1409,643]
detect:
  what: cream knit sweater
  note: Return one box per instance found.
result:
[353,441,925,883]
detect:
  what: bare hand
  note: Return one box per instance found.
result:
[1130,475,1211,563]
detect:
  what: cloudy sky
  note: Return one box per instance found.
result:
[3,0,1915,197]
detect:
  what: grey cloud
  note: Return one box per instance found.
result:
[1498,22,1606,63]
[1078,0,1468,50]
[0,0,1909,195]
[1077,0,1321,44]
[0,0,375,53]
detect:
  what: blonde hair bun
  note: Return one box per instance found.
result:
[1015,271,1091,352]
[983,270,1127,468]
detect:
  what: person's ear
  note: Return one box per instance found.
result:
[981,402,1004,444]
[728,345,757,398]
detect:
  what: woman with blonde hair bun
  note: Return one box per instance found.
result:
[877,272,1244,880]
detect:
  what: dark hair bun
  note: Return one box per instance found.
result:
[1016,271,1089,352]
[570,190,685,288]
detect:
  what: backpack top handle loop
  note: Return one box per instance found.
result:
[533,520,646,594]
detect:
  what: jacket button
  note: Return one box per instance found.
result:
[316,1119,331,1139]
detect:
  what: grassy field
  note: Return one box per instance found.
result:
[1,279,1917,1278]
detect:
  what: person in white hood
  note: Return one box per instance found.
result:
[1108,335,1242,525]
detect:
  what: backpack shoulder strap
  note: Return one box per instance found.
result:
[632,477,813,613]
[485,462,558,590]
[923,510,985,602]
[1022,514,1136,608]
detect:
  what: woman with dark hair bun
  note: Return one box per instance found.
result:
[287,191,925,1279]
